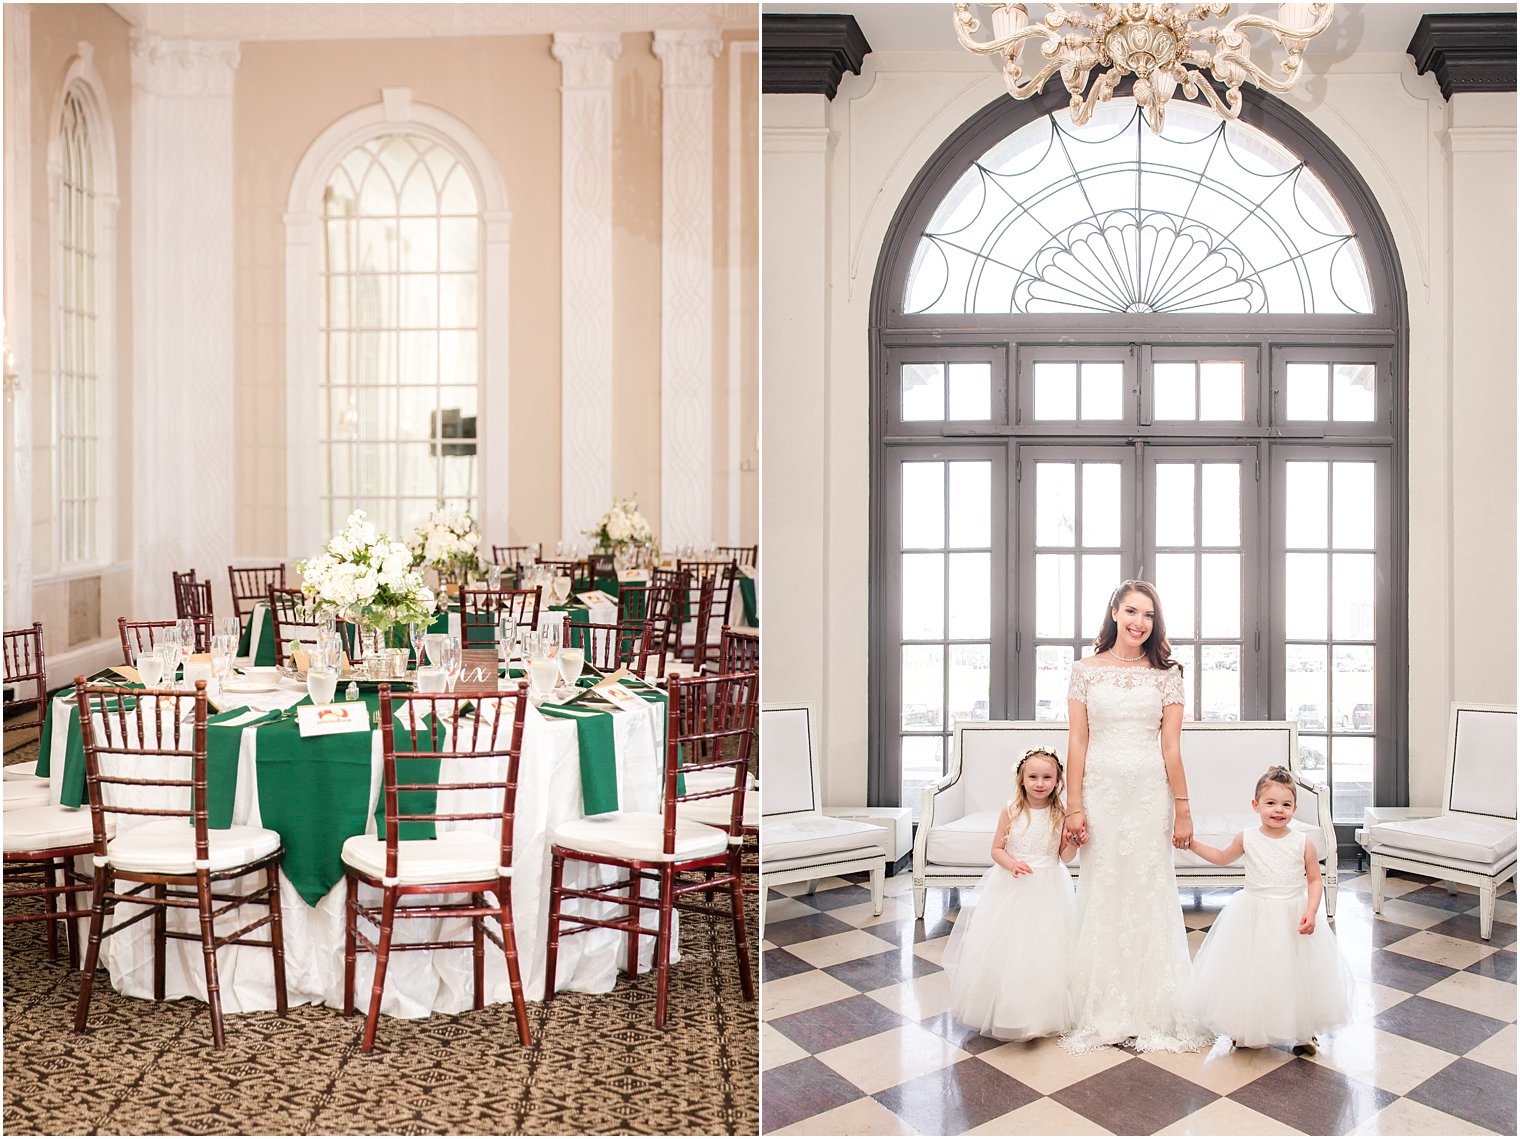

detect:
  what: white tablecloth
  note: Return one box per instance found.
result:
[44,673,673,1017]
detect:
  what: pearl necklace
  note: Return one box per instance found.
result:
[1109,648,1146,662]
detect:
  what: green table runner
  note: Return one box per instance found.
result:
[739,576,758,627]
[37,676,144,784]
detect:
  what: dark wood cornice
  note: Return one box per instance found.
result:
[1407,12,1517,99]
[762,13,872,100]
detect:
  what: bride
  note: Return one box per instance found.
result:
[1060,580,1211,1055]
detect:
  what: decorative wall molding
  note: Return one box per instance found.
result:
[108,3,755,41]
[131,31,239,613]
[553,32,621,544]
[1407,13,1517,100]
[761,13,871,100]
[653,29,722,548]
[284,94,511,559]
[3,5,33,626]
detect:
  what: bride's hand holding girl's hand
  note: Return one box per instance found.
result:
[1171,815,1194,849]
[1063,809,1086,846]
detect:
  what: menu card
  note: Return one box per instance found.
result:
[576,589,614,608]
[297,703,370,737]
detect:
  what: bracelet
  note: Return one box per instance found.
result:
[1173,796,1189,801]
[1067,809,1085,816]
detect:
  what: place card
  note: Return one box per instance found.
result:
[109,665,142,684]
[296,703,370,737]
[455,649,500,695]
[600,683,647,713]
[576,589,614,608]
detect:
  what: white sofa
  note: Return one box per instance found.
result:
[1365,703,1516,940]
[912,720,1337,919]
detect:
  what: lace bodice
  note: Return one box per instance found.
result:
[1244,828,1308,892]
[1067,661,1184,781]
[1003,806,1062,867]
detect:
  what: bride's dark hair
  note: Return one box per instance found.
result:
[1092,579,1183,677]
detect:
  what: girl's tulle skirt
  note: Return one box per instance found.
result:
[943,861,1078,1041]
[1189,888,1356,1047]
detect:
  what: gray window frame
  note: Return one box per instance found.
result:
[869,86,1408,851]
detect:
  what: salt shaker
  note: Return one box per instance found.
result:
[344,680,360,702]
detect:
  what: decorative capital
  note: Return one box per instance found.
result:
[1407,13,1517,101]
[652,29,723,89]
[761,14,871,100]
[552,31,623,89]
[130,31,240,98]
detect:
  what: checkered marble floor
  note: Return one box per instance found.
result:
[761,864,1516,1135]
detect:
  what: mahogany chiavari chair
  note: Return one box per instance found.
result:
[567,620,662,681]
[4,622,48,738]
[714,545,757,569]
[620,581,680,661]
[342,684,532,1053]
[717,626,759,675]
[715,626,760,890]
[671,574,719,672]
[676,560,737,668]
[227,564,287,624]
[492,544,538,573]
[118,616,214,663]
[176,579,214,621]
[72,679,287,1047]
[538,558,594,595]
[266,587,323,667]
[545,670,758,1028]
[459,586,543,648]
[3,620,100,967]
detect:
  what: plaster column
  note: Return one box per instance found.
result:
[552,32,622,547]
[4,5,33,627]
[130,32,239,613]
[1445,93,1517,707]
[653,29,721,549]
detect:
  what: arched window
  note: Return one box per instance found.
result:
[319,132,481,540]
[872,92,1405,841]
[51,64,118,570]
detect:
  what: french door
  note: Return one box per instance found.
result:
[876,342,1392,831]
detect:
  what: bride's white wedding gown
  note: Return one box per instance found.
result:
[1061,660,1212,1054]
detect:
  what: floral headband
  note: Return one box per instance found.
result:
[1014,747,1062,777]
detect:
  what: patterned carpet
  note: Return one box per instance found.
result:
[761,865,1517,1135]
[3,740,759,1136]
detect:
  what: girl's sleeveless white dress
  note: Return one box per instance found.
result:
[1189,828,1356,1046]
[1062,661,1212,1054]
[942,806,1078,1040]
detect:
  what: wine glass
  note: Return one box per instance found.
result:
[495,618,516,670]
[486,563,503,591]
[542,618,562,660]
[210,635,235,701]
[158,628,183,689]
[551,575,572,607]
[557,645,585,688]
[217,616,241,643]
[519,630,543,664]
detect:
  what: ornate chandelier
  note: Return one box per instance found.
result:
[953,3,1335,134]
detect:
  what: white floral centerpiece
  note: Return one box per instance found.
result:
[297,510,437,635]
[410,505,484,587]
[585,494,654,557]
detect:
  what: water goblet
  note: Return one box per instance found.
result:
[557,645,585,688]
[551,576,572,607]
[136,644,166,690]
[527,655,559,700]
[307,661,339,705]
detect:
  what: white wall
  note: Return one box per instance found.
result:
[762,50,1517,811]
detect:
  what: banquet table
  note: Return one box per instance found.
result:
[235,596,619,666]
[36,667,673,1017]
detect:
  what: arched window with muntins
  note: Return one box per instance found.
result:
[57,88,100,566]
[319,132,481,541]
[871,90,1406,844]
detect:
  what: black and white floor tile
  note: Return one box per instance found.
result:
[761,865,1516,1136]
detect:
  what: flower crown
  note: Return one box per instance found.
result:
[1013,747,1063,777]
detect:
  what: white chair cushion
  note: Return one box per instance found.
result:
[677,795,760,830]
[4,760,41,781]
[552,811,727,863]
[341,831,505,886]
[2,804,112,852]
[925,811,999,866]
[1368,814,1518,865]
[3,780,52,811]
[106,819,281,874]
[763,815,886,863]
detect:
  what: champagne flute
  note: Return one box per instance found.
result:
[542,618,562,660]
[177,617,198,654]
[442,634,462,693]
[408,621,427,672]
[158,628,183,689]
[495,617,516,671]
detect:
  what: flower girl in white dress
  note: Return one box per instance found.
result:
[944,748,1081,1040]
[1185,766,1356,1050]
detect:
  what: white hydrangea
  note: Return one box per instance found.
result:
[296,510,437,628]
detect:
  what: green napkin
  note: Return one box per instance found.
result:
[537,701,619,815]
